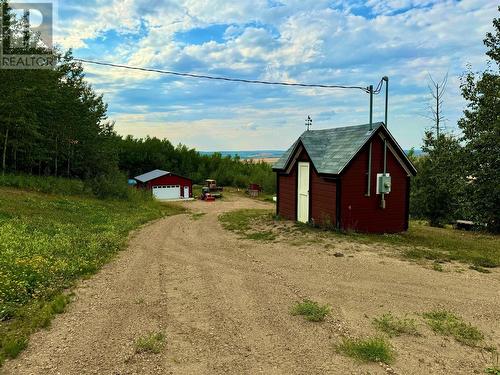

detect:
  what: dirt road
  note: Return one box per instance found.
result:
[4,197,499,374]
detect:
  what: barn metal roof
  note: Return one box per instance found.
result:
[273,122,415,175]
[134,169,170,182]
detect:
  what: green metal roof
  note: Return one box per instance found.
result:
[273,122,386,175]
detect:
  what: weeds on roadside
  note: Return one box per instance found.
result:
[135,332,165,354]
[373,313,420,337]
[1,337,27,360]
[0,294,71,364]
[190,212,206,221]
[0,188,182,364]
[432,262,444,272]
[219,209,276,241]
[245,231,276,241]
[423,310,484,346]
[291,300,329,322]
[336,337,394,363]
[469,265,491,273]
[219,209,273,232]
[483,347,500,375]
[486,367,500,375]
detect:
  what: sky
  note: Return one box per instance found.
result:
[48,0,497,150]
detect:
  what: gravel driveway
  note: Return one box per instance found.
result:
[4,196,499,375]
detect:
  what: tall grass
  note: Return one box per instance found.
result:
[0,173,90,196]
[0,172,155,202]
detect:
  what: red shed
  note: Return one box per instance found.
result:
[273,123,417,233]
[134,169,193,200]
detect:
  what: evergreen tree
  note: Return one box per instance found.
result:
[458,7,500,232]
[410,132,465,227]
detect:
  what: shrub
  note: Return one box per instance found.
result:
[88,169,130,200]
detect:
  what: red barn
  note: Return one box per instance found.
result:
[273,122,417,233]
[134,169,193,200]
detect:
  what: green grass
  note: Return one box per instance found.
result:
[432,262,444,272]
[219,209,274,232]
[423,310,484,346]
[373,313,419,337]
[192,184,203,198]
[336,337,394,363]
[0,173,91,196]
[135,332,166,354]
[190,212,206,220]
[221,209,500,268]
[0,187,184,365]
[368,222,500,268]
[485,350,500,374]
[290,300,330,322]
[219,209,276,241]
[245,231,276,241]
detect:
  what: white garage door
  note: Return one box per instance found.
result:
[152,185,180,200]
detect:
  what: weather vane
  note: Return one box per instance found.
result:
[305,116,312,131]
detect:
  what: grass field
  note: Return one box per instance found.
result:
[219,209,500,268]
[0,187,184,365]
[364,221,500,268]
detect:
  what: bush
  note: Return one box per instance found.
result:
[87,169,129,200]
[409,133,467,227]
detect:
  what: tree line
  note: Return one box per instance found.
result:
[409,7,499,233]
[0,1,276,195]
[0,1,116,179]
[117,136,276,193]
[0,1,498,232]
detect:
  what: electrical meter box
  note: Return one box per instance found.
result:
[376,173,391,194]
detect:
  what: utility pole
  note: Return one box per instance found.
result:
[366,84,374,196]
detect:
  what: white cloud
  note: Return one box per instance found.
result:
[53,0,498,149]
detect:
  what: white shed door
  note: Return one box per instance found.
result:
[297,162,310,223]
[152,185,180,200]
[183,186,190,198]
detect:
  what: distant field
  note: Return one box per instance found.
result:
[242,157,279,164]
[198,149,422,160]
[199,150,284,159]
[0,187,184,365]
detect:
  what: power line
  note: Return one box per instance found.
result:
[74,58,372,93]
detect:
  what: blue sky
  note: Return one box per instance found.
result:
[52,0,496,151]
